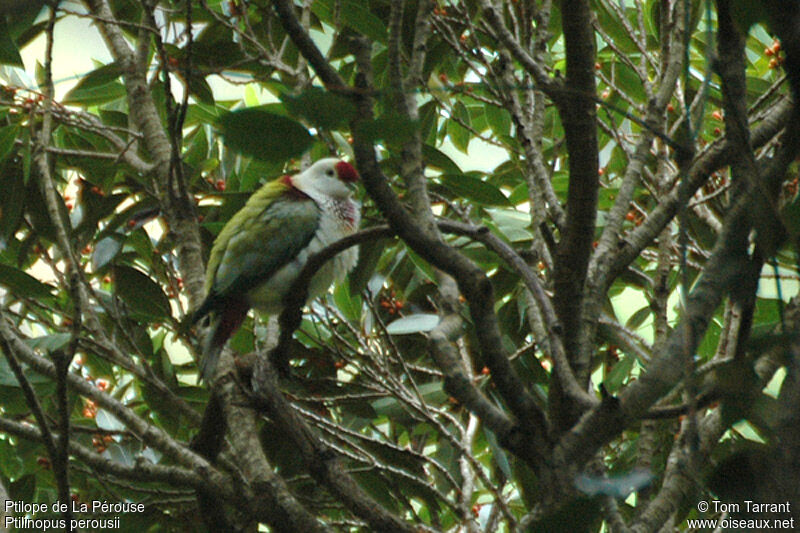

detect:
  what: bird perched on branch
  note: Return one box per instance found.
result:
[191,157,361,382]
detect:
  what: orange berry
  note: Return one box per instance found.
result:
[481,366,490,375]
[712,110,722,121]
[765,47,774,57]
[594,62,601,70]
[96,378,109,391]
[215,180,226,191]
[438,72,448,83]
[598,167,605,176]
[713,127,722,136]
[601,89,610,99]
[667,103,675,112]
[625,211,636,221]
[81,244,92,255]
[769,58,779,69]
[334,361,345,369]
[103,276,112,283]
[773,40,781,53]
[127,219,137,228]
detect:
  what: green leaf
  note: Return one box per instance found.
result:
[63,62,125,105]
[0,263,56,301]
[113,265,171,321]
[189,75,215,105]
[625,306,650,329]
[0,438,24,479]
[355,115,419,146]
[312,0,387,42]
[281,88,357,129]
[603,354,635,393]
[0,123,19,166]
[485,104,511,137]
[439,173,511,206]
[26,333,71,354]
[218,107,313,163]
[0,20,23,67]
[448,101,471,152]
[422,144,461,174]
[63,81,126,106]
[385,313,440,335]
[333,279,362,323]
[340,1,387,42]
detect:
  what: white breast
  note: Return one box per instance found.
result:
[247,197,360,314]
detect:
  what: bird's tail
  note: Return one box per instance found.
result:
[198,302,249,383]
[199,315,224,383]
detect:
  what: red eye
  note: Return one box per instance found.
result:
[335,161,359,183]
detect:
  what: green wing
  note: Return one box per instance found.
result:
[204,180,320,308]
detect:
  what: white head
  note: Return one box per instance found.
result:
[290,158,359,200]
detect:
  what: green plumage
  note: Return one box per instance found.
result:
[192,178,320,381]
[203,180,320,309]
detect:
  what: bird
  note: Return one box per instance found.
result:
[191,157,361,382]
